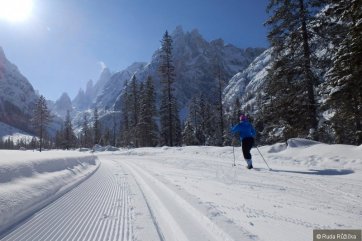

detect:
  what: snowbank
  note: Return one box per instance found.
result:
[92,144,120,152]
[0,150,99,234]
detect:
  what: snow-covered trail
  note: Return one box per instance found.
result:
[120,159,254,241]
[110,145,362,241]
[1,143,361,241]
[1,155,252,241]
[0,158,136,241]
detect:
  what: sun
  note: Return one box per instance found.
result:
[0,0,33,22]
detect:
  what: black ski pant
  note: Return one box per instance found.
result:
[241,137,254,160]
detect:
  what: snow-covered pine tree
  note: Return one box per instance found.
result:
[263,0,322,142]
[111,112,118,147]
[32,95,52,152]
[138,76,159,147]
[128,75,141,147]
[197,95,208,145]
[103,127,111,146]
[158,30,181,146]
[225,98,242,146]
[323,0,362,144]
[213,59,226,146]
[182,118,198,145]
[55,127,64,149]
[200,95,217,145]
[120,80,130,147]
[63,110,77,149]
[93,107,101,145]
[182,96,202,145]
[80,112,92,148]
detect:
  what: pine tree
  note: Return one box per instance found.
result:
[93,107,101,145]
[225,98,242,146]
[197,94,214,145]
[63,110,76,149]
[120,80,131,147]
[182,97,200,146]
[190,96,206,145]
[32,95,52,152]
[55,127,64,149]
[182,118,198,145]
[138,76,159,147]
[80,112,92,148]
[111,112,118,147]
[212,59,227,146]
[264,0,322,141]
[128,75,140,146]
[158,30,181,146]
[323,0,362,144]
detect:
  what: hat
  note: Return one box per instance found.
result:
[239,114,247,121]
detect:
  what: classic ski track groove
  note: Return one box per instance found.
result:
[133,176,166,241]
[122,160,237,241]
[1,160,132,241]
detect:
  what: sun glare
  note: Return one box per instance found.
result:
[0,0,33,22]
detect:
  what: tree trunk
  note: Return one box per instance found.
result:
[299,0,318,136]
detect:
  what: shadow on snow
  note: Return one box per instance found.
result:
[270,169,354,176]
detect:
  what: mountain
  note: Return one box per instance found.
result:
[96,26,265,119]
[51,92,73,119]
[96,62,147,110]
[73,67,112,111]
[69,26,265,134]
[223,48,272,111]
[0,47,38,133]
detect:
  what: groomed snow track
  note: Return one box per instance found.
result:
[0,155,253,241]
[0,159,133,241]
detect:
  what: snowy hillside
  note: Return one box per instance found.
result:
[95,62,147,110]
[1,139,361,241]
[0,47,38,132]
[223,48,272,110]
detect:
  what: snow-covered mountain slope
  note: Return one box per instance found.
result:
[50,92,73,119]
[0,47,38,132]
[79,26,264,118]
[129,26,265,116]
[96,62,147,110]
[223,6,341,119]
[1,140,361,241]
[70,63,147,131]
[72,68,112,111]
[223,48,272,110]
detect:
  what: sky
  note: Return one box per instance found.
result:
[0,0,269,101]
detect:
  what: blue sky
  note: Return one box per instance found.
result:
[0,0,269,101]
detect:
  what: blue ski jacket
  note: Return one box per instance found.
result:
[231,121,256,141]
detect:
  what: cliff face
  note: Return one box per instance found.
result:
[0,47,38,132]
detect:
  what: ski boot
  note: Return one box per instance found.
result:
[246,159,253,169]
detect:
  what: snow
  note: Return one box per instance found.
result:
[0,122,34,142]
[0,150,99,234]
[223,48,272,109]
[0,140,361,241]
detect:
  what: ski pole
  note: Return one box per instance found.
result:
[256,146,272,170]
[232,145,236,166]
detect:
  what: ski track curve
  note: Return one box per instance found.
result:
[0,160,133,241]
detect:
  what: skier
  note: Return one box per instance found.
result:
[231,114,256,169]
